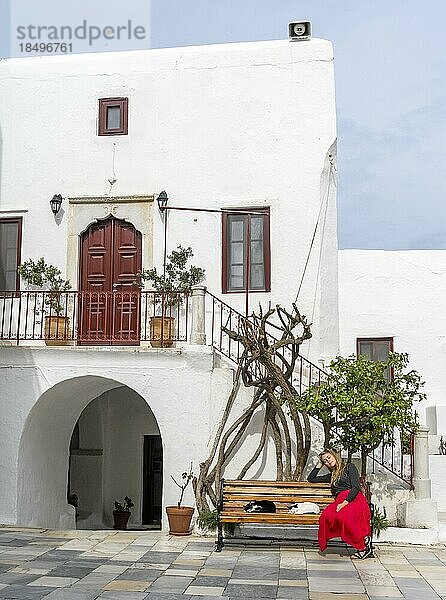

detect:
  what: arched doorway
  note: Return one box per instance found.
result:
[78,216,142,345]
[17,376,162,530]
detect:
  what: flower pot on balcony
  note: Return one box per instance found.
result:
[150,316,174,348]
[44,316,70,346]
[166,506,194,536]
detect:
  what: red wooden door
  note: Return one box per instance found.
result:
[79,217,142,345]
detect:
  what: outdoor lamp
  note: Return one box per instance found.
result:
[156,190,168,213]
[50,194,63,215]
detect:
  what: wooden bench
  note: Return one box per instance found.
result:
[216,479,333,552]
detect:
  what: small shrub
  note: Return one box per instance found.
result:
[372,506,389,537]
[197,510,218,532]
[197,510,235,536]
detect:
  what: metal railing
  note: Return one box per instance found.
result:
[370,427,415,488]
[206,290,327,395]
[0,290,189,345]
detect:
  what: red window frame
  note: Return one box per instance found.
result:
[0,217,22,292]
[98,98,128,136]
[222,208,271,294]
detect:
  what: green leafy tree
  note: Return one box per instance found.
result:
[136,246,205,314]
[137,246,205,293]
[295,353,425,476]
[18,257,71,315]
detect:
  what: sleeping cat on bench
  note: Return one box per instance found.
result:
[243,500,276,513]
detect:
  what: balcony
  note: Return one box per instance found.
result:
[0,290,190,346]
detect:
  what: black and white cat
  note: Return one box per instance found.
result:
[243,500,276,513]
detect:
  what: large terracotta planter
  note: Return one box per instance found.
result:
[113,510,131,530]
[166,506,194,536]
[44,316,70,346]
[150,316,174,348]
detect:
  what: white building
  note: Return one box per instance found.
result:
[1,34,444,535]
[0,37,339,530]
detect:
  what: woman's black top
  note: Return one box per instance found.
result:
[307,462,360,503]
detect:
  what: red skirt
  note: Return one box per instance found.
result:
[318,489,371,551]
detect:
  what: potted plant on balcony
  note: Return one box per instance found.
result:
[137,246,205,348]
[113,496,134,530]
[18,257,72,346]
[166,465,195,535]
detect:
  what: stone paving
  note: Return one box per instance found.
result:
[1,528,446,600]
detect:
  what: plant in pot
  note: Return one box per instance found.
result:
[166,464,195,536]
[113,496,134,530]
[136,246,205,348]
[18,257,72,345]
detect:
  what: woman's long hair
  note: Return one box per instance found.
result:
[319,448,345,484]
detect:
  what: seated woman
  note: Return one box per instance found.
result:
[308,448,372,559]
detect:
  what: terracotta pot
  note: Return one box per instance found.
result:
[165,506,194,536]
[150,316,174,348]
[44,316,70,346]
[113,510,131,530]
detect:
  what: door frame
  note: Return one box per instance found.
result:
[66,195,154,294]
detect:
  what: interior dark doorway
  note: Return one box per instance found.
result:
[142,435,163,527]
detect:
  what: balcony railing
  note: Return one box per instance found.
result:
[0,290,189,345]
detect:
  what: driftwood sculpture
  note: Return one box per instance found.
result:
[194,303,312,514]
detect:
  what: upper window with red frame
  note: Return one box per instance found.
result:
[0,217,22,291]
[222,209,270,293]
[357,337,394,380]
[98,98,128,136]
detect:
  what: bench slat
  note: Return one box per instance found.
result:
[224,486,331,495]
[224,480,330,487]
[220,513,320,524]
[223,494,332,503]
[223,501,330,509]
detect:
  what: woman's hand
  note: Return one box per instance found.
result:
[336,500,348,512]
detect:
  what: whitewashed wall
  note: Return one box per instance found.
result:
[0,346,214,528]
[0,38,338,363]
[339,250,446,421]
[0,345,315,530]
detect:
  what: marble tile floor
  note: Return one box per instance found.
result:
[1,528,446,599]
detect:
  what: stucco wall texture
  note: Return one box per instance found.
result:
[339,249,446,420]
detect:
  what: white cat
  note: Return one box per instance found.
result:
[289,502,320,515]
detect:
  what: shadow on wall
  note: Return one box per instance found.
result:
[366,461,412,525]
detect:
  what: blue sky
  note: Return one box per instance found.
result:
[2,0,445,249]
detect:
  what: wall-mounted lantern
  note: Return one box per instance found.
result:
[50,194,63,215]
[156,190,168,213]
